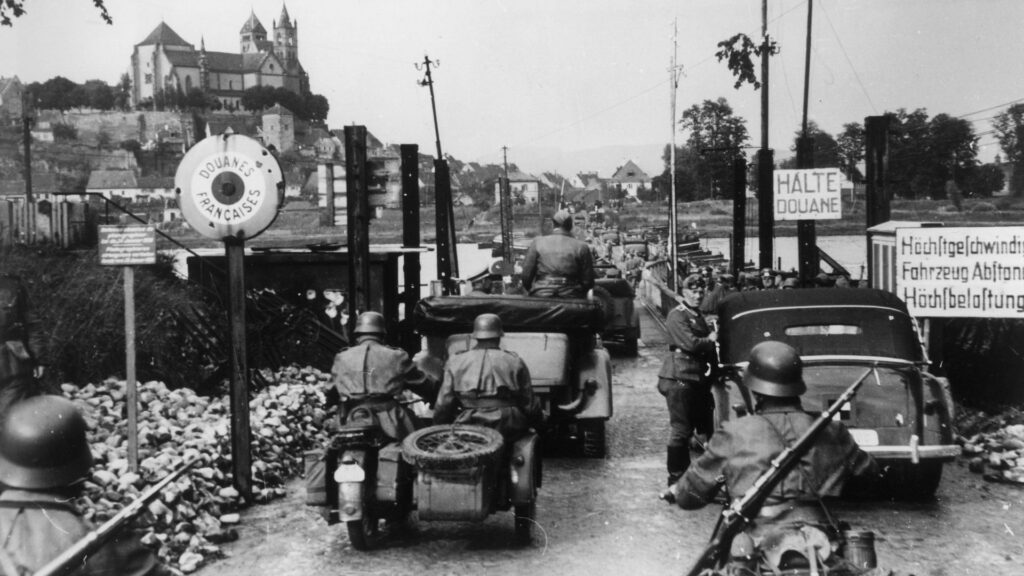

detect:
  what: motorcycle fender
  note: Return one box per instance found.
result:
[510,432,540,505]
[335,450,367,522]
[577,348,613,420]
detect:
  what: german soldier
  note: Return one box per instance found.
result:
[666,341,878,568]
[658,273,718,487]
[521,210,596,298]
[0,274,51,418]
[326,311,438,441]
[0,395,179,575]
[433,314,544,440]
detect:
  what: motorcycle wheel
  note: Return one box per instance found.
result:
[514,501,535,543]
[402,424,504,470]
[346,512,380,551]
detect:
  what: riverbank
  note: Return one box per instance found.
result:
[159,196,1024,251]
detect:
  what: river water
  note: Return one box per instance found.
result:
[170,234,869,295]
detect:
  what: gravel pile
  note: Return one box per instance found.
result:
[957,406,1024,486]
[64,366,334,573]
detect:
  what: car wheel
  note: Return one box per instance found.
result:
[580,420,606,458]
[623,327,639,357]
[514,501,536,543]
[401,424,505,470]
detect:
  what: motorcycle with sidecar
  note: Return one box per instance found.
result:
[307,416,541,550]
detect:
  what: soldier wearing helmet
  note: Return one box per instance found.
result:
[665,341,878,542]
[326,311,438,441]
[657,273,719,487]
[0,395,177,575]
[521,210,596,298]
[433,314,544,439]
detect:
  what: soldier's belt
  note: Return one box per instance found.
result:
[459,397,517,409]
[344,396,399,409]
[535,276,572,286]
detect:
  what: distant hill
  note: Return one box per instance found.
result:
[511,143,663,178]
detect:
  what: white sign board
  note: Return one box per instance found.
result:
[98,225,156,266]
[773,168,843,221]
[895,226,1024,318]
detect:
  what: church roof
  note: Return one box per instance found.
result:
[278,4,292,27]
[240,11,267,35]
[137,22,192,48]
[264,104,294,116]
[164,50,277,74]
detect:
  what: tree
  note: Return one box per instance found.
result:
[29,76,77,111]
[715,33,778,90]
[835,122,864,181]
[780,121,840,169]
[884,108,978,199]
[678,98,749,199]
[82,79,115,110]
[304,93,330,123]
[1,0,110,26]
[114,73,132,111]
[963,164,1005,197]
[992,103,1024,196]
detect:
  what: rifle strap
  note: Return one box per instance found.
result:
[0,501,78,514]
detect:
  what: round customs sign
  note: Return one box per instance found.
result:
[175,133,283,240]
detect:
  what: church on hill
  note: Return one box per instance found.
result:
[130,4,308,111]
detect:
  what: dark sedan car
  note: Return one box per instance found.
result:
[713,288,960,498]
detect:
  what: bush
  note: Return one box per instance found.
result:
[2,245,217,391]
[969,202,997,213]
[52,122,78,141]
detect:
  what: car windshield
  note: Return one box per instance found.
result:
[785,324,862,336]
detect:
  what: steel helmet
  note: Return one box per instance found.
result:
[743,341,806,397]
[353,311,386,336]
[472,313,503,340]
[0,395,94,490]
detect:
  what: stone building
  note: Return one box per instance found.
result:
[130,4,307,110]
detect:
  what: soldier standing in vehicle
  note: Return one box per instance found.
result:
[0,274,51,418]
[665,341,878,567]
[0,395,179,576]
[521,209,596,298]
[658,273,718,487]
[433,313,544,440]
[326,311,438,441]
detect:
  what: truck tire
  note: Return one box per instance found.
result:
[580,420,607,458]
[591,285,614,324]
[402,424,504,470]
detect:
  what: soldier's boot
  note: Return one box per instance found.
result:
[666,445,690,487]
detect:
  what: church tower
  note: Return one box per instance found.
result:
[198,37,209,92]
[240,10,268,54]
[273,3,298,71]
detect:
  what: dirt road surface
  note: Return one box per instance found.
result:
[198,322,1024,576]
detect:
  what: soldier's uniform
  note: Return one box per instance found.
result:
[0,275,49,417]
[521,211,595,298]
[328,314,436,441]
[658,277,718,483]
[433,316,543,440]
[0,395,176,576]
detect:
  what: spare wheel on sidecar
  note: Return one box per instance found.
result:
[402,424,505,470]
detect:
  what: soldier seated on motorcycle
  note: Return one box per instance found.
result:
[326,311,438,441]
[433,313,545,441]
[666,341,879,572]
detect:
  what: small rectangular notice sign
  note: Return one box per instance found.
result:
[895,226,1024,318]
[773,168,843,221]
[98,225,156,266]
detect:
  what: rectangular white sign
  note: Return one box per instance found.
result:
[773,168,843,221]
[895,226,1024,318]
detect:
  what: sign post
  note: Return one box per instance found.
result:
[98,224,157,472]
[175,133,283,501]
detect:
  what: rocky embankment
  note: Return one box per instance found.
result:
[957,406,1024,485]
[66,366,334,573]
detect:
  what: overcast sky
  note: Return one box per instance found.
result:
[3,0,1023,177]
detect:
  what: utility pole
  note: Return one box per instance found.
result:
[21,92,34,244]
[499,146,514,266]
[668,19,684,292]
[796,0,818,281]
[757,0,775,270]
[417,55,459,293]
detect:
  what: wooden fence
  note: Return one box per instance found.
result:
[0,198,97,248]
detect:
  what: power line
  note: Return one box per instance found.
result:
[818,0,876,114]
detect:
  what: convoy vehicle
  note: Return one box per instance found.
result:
[309,418,540,550]
[592,273,640,357]
[713,288,959,498]
[412,293,613,457]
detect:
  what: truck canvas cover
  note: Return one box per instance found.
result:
[413,295,606,335]
[717,288,923,365]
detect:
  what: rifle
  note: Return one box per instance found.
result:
[33,458,199,576]
[684,366,877,576]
